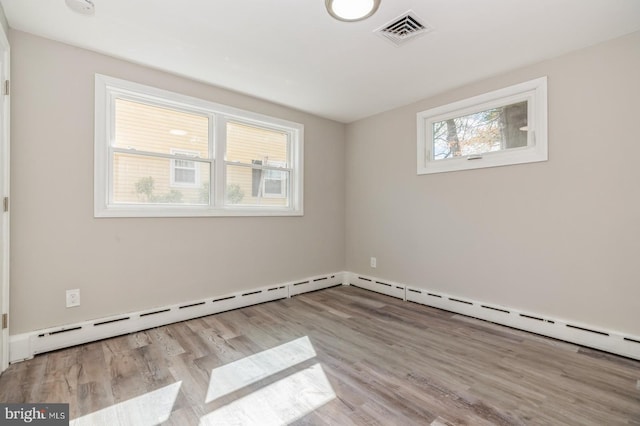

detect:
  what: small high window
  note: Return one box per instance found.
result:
[417,77,547,174]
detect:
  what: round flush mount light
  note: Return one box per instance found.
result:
[326,0,381,22]
[65,0,95,16]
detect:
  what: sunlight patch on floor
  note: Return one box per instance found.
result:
[200,363,335,426]
[70,381,181,426]
[206,336,316,403]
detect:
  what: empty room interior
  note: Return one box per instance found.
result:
[0,0,639,424]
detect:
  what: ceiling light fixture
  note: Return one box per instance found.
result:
[65,0,95,16]
[326,0,381,22]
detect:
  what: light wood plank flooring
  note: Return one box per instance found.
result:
[1,286,639,425]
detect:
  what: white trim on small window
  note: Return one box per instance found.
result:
[417,77,548,174]
[95,74,304,217]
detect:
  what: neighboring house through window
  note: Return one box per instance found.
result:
[251,159,286,199]
[263,162,287,198]
[170,149,200,188]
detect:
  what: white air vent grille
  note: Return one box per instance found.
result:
[376,11,430,46]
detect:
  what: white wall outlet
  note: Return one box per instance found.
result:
[66,289,80,308]
[370,257,377,268]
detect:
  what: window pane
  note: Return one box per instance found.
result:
[433,101,528,160]
[226,121,288,166]
[113,152,210,205]
[226,165,289,207]
[114,99,210,158]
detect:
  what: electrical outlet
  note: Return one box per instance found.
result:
[66,289,80,308]
[370,257,377,268]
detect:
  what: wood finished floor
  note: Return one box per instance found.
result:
[1,286,639,425]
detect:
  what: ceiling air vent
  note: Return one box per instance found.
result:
[375,11,430,46]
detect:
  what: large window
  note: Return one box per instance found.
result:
[417,77,547,174]
[95,75,303,217]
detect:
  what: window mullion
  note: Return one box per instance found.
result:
[288,131,298,211]
[214,115,227,207]
[106,93,116,207]
[208,113,216,207]
[287,132,294,209]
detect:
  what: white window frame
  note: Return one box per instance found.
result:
[169,149,201,188]
[417,77,548,175]
[95,74,304,217]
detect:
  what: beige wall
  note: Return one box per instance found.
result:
[9,26,640,339]
[346,31,640,335]
[9,30,346,334]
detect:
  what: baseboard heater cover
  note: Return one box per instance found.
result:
[347,272,640,361]
[351,275,406,300]
[9,272,345,363]
[11,271,639,362]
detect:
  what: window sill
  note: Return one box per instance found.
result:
[94,205,304,218]
[418,145,547,175]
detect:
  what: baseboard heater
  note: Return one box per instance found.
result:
[349,273,640,361]
[11,272,639,362]
[9,272,344,363]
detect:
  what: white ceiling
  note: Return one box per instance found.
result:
[1,0,639,123]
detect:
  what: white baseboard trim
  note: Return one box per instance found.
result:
[11,271,639,363]
[9,272,345,363]
[348,272,640,361]
[349,273,407,300]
